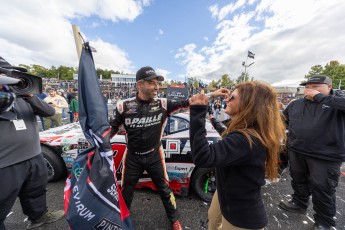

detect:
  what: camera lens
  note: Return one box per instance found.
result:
[9,75,35,94]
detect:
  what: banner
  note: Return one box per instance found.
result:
[167,85,188,100]
[64,42,133,230]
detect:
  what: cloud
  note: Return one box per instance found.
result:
[177,0,345,86]
[0,0,148,70]
[91,38,133,72]
[155,68,172,82]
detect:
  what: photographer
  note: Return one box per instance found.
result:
[0,64,64,229]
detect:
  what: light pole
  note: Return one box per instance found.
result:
[242,61,255,82]
[242,51,255,82]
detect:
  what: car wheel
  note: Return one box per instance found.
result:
[41,145,67,182]
[191,168,216,202]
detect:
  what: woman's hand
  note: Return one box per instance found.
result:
[209,88,231,98]
[190,93,209,105]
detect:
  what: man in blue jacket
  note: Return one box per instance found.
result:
[279,76,345,230]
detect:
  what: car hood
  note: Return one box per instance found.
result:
[39,122,126,146]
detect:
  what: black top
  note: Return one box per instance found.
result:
[67,92,76,104]
[284,90,345,161]
[189,105,267,229]
[0,96,55,168]
[110,95,189,154]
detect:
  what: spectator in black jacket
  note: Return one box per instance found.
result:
[279,76,345,230]
[0,72,64,229]
[189,81,286,230]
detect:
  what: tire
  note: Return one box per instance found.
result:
[41,145,67,182]
[191,168,216,202]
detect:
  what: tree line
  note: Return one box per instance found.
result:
[18,64,120,81]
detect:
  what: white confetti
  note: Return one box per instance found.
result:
[306,215,315,223]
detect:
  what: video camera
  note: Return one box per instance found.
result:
[0,68,42,95]
[0,56,42,95]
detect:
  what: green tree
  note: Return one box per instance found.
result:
[29,64,51,78]
[209,79,221,88]
[235,72,249,84]
[18,64,31,72]
[57,66,75,80]
[96,68,114,80]
[304,65,324,79]
[305,61,345,89]
[219,74,234,88]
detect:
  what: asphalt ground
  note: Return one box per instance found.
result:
[4,166,345,230]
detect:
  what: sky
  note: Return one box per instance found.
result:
[0,0,344,87]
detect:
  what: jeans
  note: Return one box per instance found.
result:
[68,110,74,123]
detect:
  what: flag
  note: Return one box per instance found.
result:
[64,42,133,230]
[248,50,255,59]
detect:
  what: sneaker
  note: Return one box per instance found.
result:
[279,200,307,214]
[27,210,64,229]
[171,220,182,230]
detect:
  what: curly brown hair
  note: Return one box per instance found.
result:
[221,81,286,180]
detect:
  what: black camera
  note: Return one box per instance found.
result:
[0,67,42,95]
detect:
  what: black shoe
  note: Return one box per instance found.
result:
[27,210,64,229]
[279,200,307,214]
[314,224,331,230]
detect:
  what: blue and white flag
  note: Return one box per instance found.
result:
[64,42,133,230]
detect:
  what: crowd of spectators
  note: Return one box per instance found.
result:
[41,78,302,124]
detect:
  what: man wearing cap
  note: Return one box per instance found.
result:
[279,75,345,230]
[0,65,64,229]
[43,88,68,129]
[110,66,189,230]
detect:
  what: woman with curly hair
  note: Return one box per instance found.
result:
[189,81,286,230]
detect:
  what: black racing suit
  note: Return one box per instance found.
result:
[110,94,189,223]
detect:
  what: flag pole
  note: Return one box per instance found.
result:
[72,25,83,62]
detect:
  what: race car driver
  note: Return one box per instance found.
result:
[110,66,189,230]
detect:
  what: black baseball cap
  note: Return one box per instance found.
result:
[136,66,164,82]
[300,75,332,86]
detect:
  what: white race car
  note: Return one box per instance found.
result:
[39,112,221,202]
